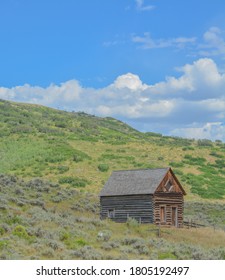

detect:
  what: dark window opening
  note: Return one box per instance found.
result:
[164,179,174,192]
[108,209,115,218]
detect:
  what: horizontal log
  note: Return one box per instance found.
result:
[100,192,184,226]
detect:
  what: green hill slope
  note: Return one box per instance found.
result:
[1,99,225,199]
[0,99,225,260]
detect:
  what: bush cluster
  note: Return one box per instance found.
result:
[98,164,109,172]
[58,176,88,187]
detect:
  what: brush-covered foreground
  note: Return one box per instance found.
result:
[0,174,225,260]
[0,99,225,259]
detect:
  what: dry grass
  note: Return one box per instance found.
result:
[163,227,225,249]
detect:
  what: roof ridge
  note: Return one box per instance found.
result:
[100,167,171,197]
[113,167,170,172]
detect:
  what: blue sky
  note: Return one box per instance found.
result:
[1,0,225,141]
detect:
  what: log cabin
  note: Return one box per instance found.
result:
[99,167,186,227]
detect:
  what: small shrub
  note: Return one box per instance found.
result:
[182,146,194,151]
[73,155,83,162]
[116,149,126,153]
[214,159,225,169]
[51,195,64,203]
[72,149,91,162]
[158,156,164,160]
[75,238,88,247]
[158,252,177,260]
[5,215,21,225]
[97,230,112,242]
[173,169,183,175]
[47,240,62,251]
[15,188,24,195]
[126,217,139,228]
[58,176,88,187]
[26,178,50,192]
[42,248,55,258]
[33,228,47,238]
[29,199,45,207]
[12,225,29,239]
[120,246,136,255]
[62,233,88,250]
[71,195,99,214]
[55,121,67,128]
[59,176,75,184]
[0,224,9,233]
[122,237,143,246]
[101,240,120,250]
[60,231,70,242]
[57,165,69,174]
[209,152,223,158]
[0,227,5,236]
[197,139,213,147]
[132,239,149,255]
[169,162,184,168]
[0,204,7,211]
[72,246,102,260]
[183,155,206,166]
[98,164,109,172]
[0,240,8,250]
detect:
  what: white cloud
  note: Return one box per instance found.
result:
[112,73,148,91]
[0,80,82,108]
[199,99,225,113]
[0,87,15,99]
[198,27,225,57]
[132,27,225,59]
[94,99,174,119]
[132,32,196,50]
[1,58,225,141]
[171,122,225,141]
[149,58,225,99]
[103,41,119,47]
[135,0,155,11]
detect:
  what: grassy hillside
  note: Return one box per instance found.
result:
[0,99,225,260]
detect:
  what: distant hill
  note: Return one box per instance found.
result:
[0,98,140,138]
[1,98,225,199]
[0,99,225,260]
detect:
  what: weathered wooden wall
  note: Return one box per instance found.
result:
[100,194,154,223]
[153,169,184,227]
[154,192,184,227]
